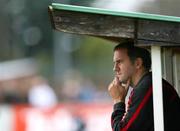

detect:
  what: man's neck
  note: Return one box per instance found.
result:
[132,69,148,87]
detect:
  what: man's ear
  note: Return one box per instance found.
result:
[135,58,143,69]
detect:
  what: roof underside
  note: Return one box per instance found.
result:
[49,3,180,46]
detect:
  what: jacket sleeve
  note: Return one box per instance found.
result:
[111,86,153,131]
[111,102,126,131]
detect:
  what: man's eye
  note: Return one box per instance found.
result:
[117,60,122,63]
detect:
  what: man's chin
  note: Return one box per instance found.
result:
[117,76,127,83]
[118,79,126,84]
[119,79,128,84]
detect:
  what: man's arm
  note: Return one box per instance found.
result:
[109,79,153,131]
[111,102,126,131]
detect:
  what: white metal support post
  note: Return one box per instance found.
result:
[151,46,164,131]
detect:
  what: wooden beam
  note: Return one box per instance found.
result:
[49,5,180,46]
[51,9,134,39]
[138,20,180,45]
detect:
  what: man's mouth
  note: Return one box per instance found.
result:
[116,73,121,76]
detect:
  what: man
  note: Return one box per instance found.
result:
[108,42,180,131]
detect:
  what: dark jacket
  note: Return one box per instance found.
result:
[111,72,180,131]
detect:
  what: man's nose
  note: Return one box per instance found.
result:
[113,63,118,72]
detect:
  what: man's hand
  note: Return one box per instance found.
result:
[108,77,130,104]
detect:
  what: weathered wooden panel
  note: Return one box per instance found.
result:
[138,20,180,46]
[49,5,180,46]
[136,40,180,46]
[52,9,135,39]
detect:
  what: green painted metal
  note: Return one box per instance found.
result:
[52,3,180,23]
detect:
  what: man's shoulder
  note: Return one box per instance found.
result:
[162,79,180,100]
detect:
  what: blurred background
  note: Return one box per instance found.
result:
[0,0,180,131]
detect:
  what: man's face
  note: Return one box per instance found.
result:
[113,48,135,84]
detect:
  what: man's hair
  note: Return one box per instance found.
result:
[114,41,151,71]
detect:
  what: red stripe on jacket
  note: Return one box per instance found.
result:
[122,86,152,131]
